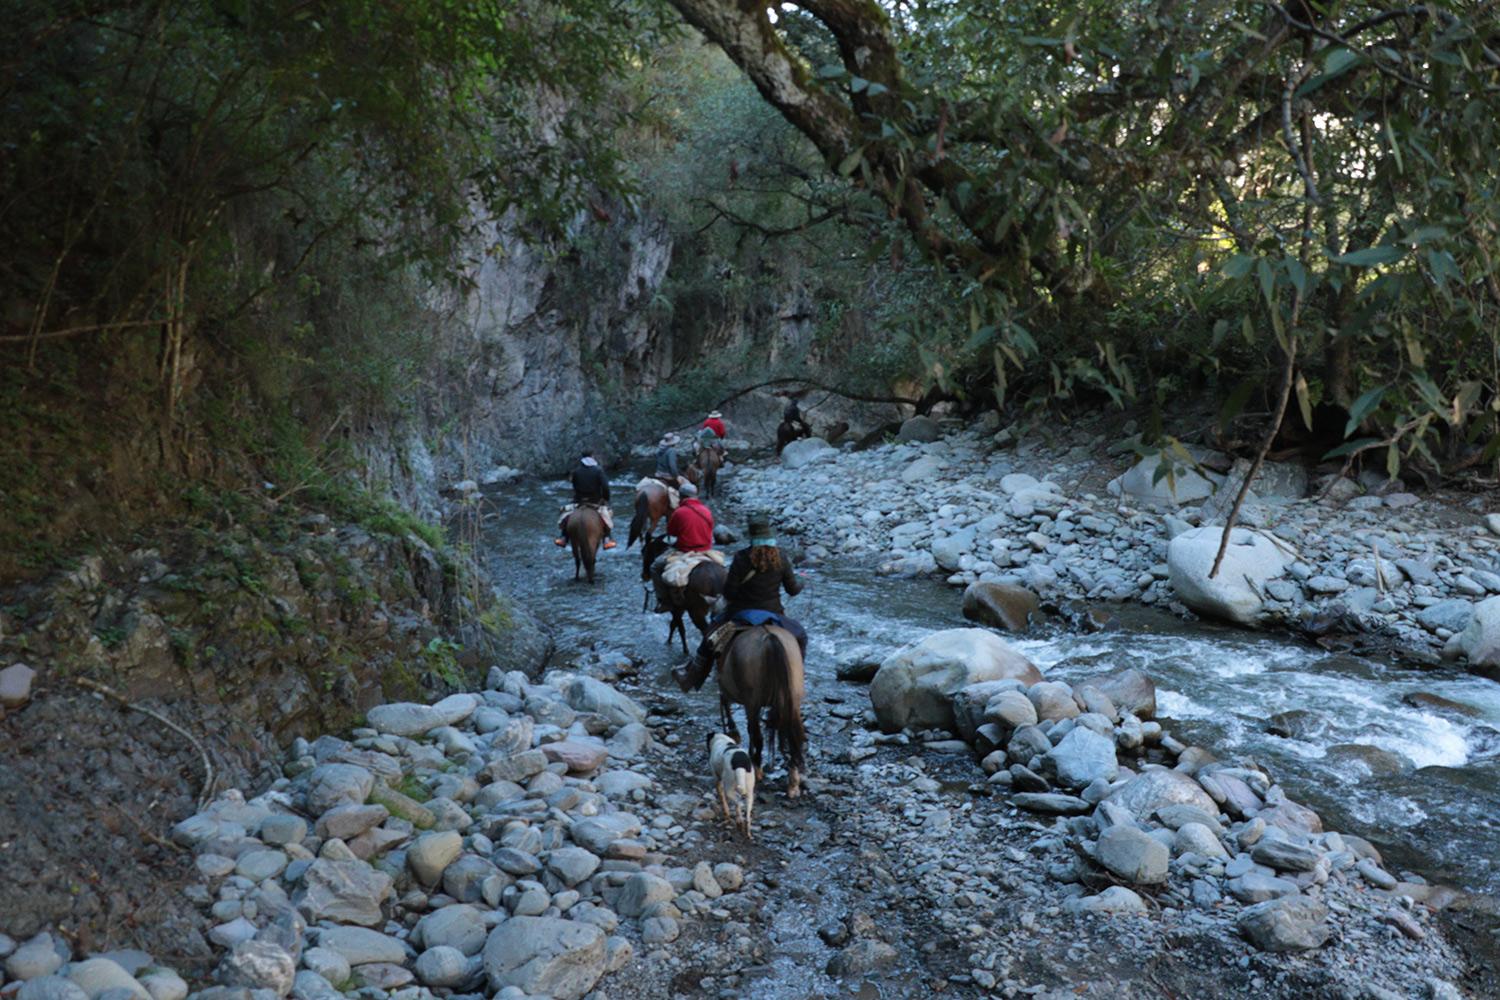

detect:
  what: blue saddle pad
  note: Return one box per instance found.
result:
[731,609,780,628]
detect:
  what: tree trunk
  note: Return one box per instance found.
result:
[1322,336,1354,409]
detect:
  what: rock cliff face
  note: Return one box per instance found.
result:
[411,211,677,484]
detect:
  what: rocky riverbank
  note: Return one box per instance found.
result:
[4,624,1484,1000]
[751,418,1500,676]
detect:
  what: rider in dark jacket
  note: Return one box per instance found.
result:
[673,510,806,691]
[571,457,610,505]
[556,454,617,549]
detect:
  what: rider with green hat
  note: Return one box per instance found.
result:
[673,509,807,691]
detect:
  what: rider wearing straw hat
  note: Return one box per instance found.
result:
[654,432,684,487]
[695,410,727,460]
[673,509,806,692]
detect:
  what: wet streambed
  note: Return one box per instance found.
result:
[481,471,1500,900]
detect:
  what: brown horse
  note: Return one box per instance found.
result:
[717,625,806,797]
[775,418,811,456]
[627,481,673,548]
[564,506,605,583]
[641,534,726,653]
[694,445,722,497]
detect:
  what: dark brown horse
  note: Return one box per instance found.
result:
[627,481,673,548]
[694,445,722,498]
[641,534,726,653]
[717,625,806,797]
[775,418,811,456]
[564,506,605,583]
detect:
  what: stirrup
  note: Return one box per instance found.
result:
[553,537,567,547]
[603,539,618,550]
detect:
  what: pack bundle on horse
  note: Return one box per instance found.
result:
[714,621,806,797]
[564,505,606,583]
[640,533,726,653]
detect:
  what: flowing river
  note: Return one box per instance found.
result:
[480,469,1500,903]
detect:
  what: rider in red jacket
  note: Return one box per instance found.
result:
[700,411,726,439]
[667,492,715,551]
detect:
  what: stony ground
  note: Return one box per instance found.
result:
[5,421,1500,1000]
[3,624,1488,1000]
[754,416,1500,673]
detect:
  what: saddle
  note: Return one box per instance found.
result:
[707,611,783,658]
[659,548,724,588]
[635,476,680,509]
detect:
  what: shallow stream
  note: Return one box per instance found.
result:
[481,470,1500,900]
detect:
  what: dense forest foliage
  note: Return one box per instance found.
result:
[666,0,1500,480]
[5,0,1500,537]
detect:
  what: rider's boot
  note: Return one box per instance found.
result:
[554,537,567,547]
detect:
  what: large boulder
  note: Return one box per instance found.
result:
[1096,825,1169,885]
[870,629,1042,733]
[1076,668,1156,720]
[559,677,645,728]
[1108,451,1223,504]
[482,918,605,1000]
[1044,727,1119,790]
[780,438,837,469]
[1104,769,1217,820]
[900,456,944,484]
[414,906,488,956]
[961,583,1040,631]
[295,859,393,926]
[1167,526,1293,624]
[65,959,149,1000]
[304,764,374,815]
[1459,596,1500,674]
[897,416,940,443]
[1237,897,1330,952]
[1255,461,1309,500]
[365,703,444,737]
[1418,599,1474,634]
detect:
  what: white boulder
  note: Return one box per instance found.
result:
[780,438,837,469]
[1109,453,1222,504]
[1167,526,1293,624]
[870,628,1043,733]
[1458,595,1500,674]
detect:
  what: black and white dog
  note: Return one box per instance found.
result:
[707,732,755,838]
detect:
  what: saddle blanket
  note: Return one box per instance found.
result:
[635,476,680,509]
[560,503,613,532]
[708,611,784,654]
[660,548,724,588]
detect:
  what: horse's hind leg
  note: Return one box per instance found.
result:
[746,707,765,782]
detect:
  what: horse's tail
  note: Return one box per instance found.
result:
[628,491,649,548]
[763,628,805,771]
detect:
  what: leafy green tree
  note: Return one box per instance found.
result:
[665,0,1500,476]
